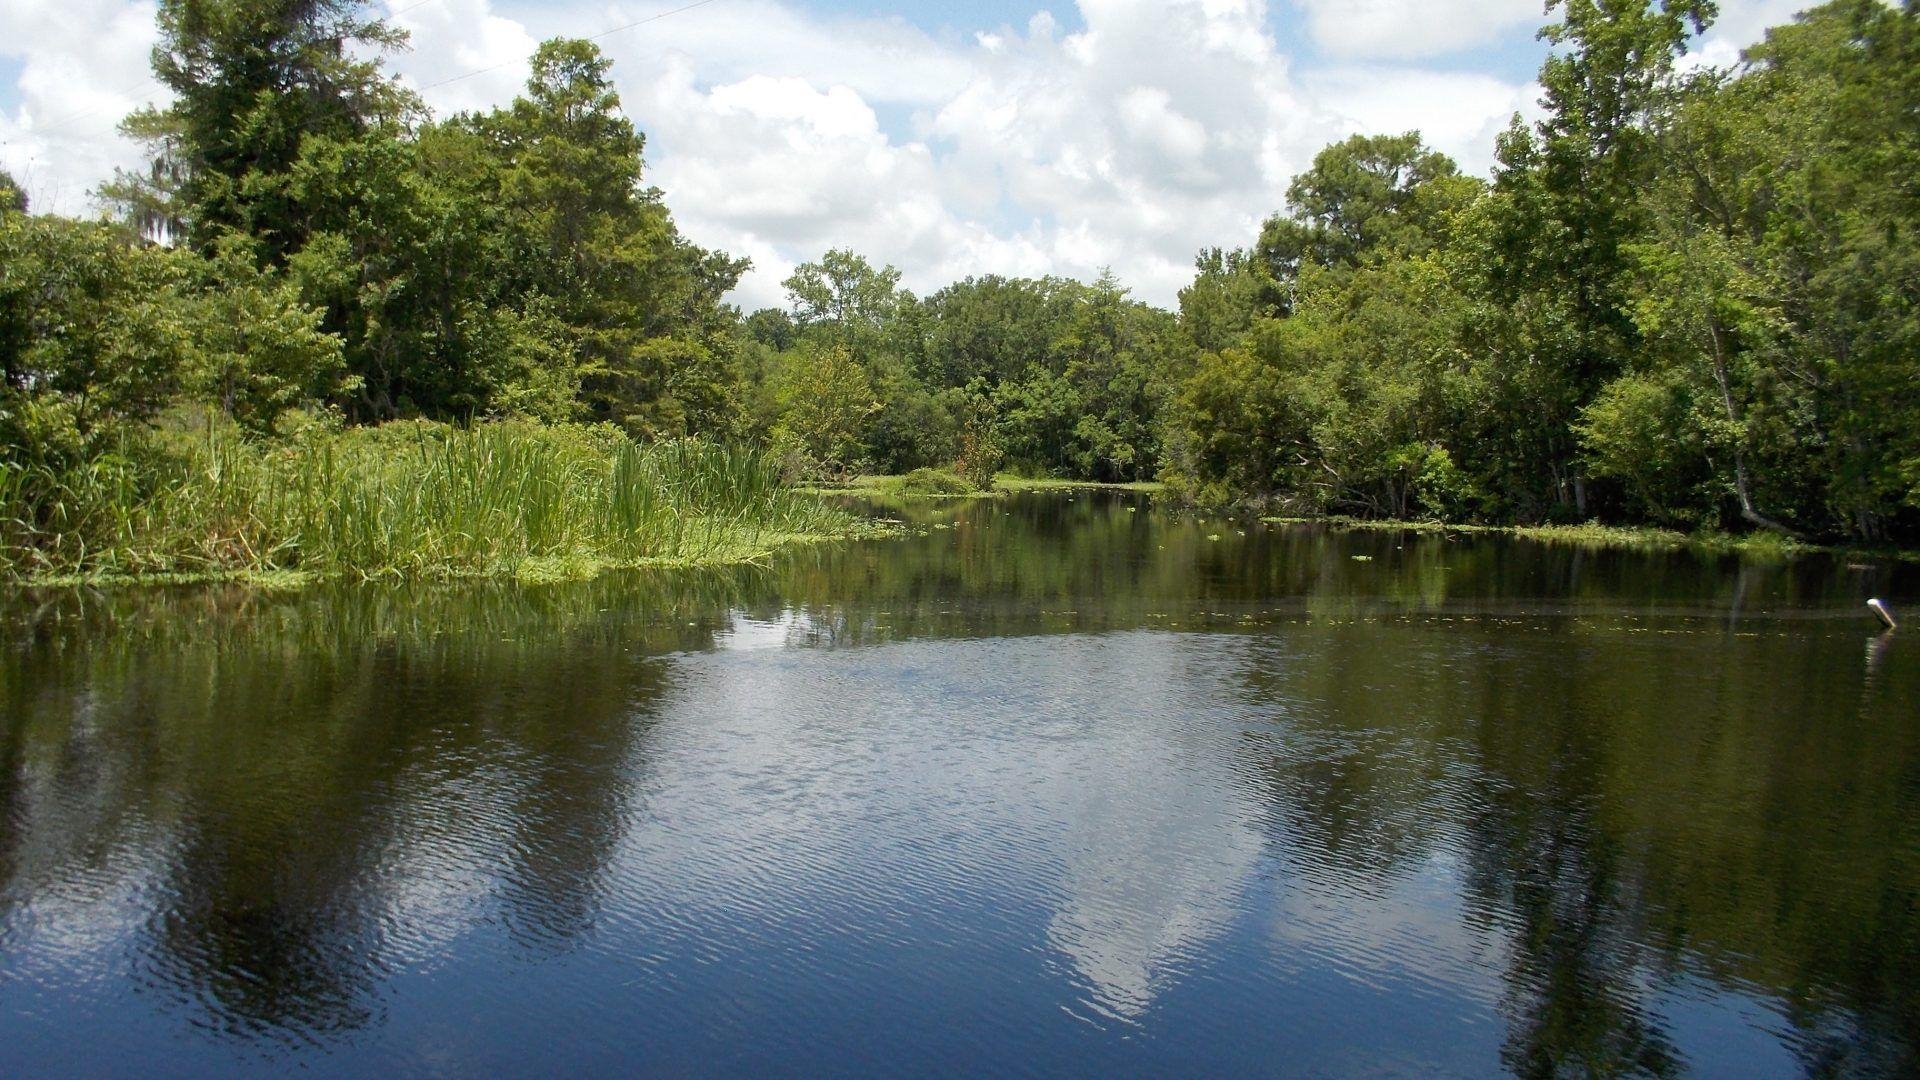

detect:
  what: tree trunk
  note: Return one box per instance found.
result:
[1706,321,1795,536]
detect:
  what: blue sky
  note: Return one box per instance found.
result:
[0,0,1805,306]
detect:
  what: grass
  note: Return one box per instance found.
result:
[1258,514,1852,558]
[992,473,1164,493]
[873,467,990,498]
[1,420,882,586]
[800,471,1163,497]
[798,470,995,500]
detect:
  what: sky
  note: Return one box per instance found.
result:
[0,0,1811,309]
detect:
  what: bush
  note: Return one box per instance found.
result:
[890,467,979,496]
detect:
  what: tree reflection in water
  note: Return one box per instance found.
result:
[0,493,1915,1072]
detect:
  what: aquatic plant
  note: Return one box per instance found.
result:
[0,420,862,584]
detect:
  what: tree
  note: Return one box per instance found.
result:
[1576,1,1920,540]
[1734,0,1920,540]
[743,308,799,352]
[784,249,903,354]
[773,346,879,477]
[1167,251,1480,516]
[0,169,25,215]
[0,216,196,465]
[1177,248,1273,353]
[188,235,349,432]
[1256,132,1481,310]
[146,0,416,262]
[1480,0,1717,515]
[464,39,748,434]
[915,275,1079,388]
[1168,134,1487,512]
[99,109,190,245]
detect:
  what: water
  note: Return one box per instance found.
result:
[3,493,1916,1076]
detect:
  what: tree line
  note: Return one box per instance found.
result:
[3,0,1915,545]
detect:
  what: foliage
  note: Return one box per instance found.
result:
[0,168,25,214]
[111,7,743,430]
[770,346,879,478]
[876,467,981,497]
[1,215,197,467]
[1256,132,1483,310]
[147,0,417,262]
[1163,0,1920,544]
[0,419,855,582]
[1165,137,1485,518]
[6,0,1918,569]
[188,235,352,432]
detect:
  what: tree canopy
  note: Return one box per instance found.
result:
[3,0,1916,545]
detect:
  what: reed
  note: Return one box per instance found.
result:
[0,420,863,584]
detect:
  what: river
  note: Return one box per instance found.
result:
[2,491,1916,1075]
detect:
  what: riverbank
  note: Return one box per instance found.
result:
[1260,514,1917,561]
[1,421,884,587]
[801,471,1164,499]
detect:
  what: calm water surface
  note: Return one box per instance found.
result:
[3,493,1917,1076]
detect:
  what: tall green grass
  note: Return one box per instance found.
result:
[1,420,861,583]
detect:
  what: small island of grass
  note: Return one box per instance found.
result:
[3,420,883,587]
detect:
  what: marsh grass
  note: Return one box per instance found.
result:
[992,474,1165,494]
[1259,514,1850,559]
[2,421,866,584]
[797,471,1163,498]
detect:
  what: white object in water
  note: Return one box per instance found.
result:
[1868,598,1897,630]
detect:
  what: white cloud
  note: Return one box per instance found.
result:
[0,0,166,216]
[1299,67,1540,177]
[1298,0,1812,64]
[0,0,1560,306]
[1295,0,1543,59]
[1118,87,1212,174]
[389,0,540,116]
[1684,0,1813,71]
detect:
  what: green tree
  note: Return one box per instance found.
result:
[188,236,349,432]
[283,129,501,419]
[1167,252,1480,516]
[1177,248,1273,353]
[784,249,903,353]
[1733,0,1920,540]
[0,216,196,465]
[0,169,25,215]
[915,275,1079,388]
[1256,132,1481,310]
[1054,271,1174,481]
[1577,1,1920,540]
[743,308,799,352]
[147,0,416,262]
[781,250,957,471]
[473,39,748,435]
[773,346,879,477]
[1480,0,1717,515]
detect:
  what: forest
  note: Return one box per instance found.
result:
[2,0,1917,581]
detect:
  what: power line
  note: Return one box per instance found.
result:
[387,0,447,18]
[416,0,724,92]
[24,78,165,140]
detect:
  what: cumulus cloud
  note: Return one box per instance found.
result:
[1684,0,1814,71]
[1299,66,1539,177]
[33,0,1808,307]
[388,0,540,115]
[453,0,1369,305]
[1299,0,1814,65]
[0,0,167,215]
[1295,0,1543,59]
